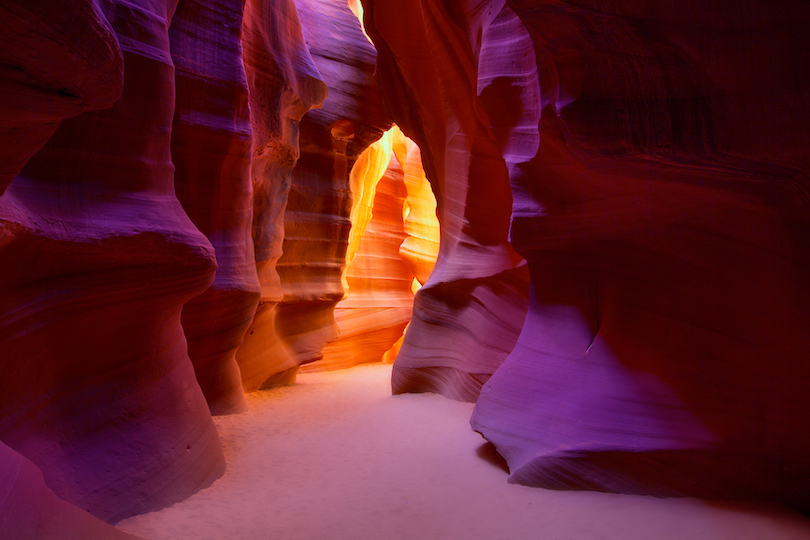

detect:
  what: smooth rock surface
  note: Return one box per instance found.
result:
[366,0,810,509]
[235,0,327,390]
[0,0,225,524]
[170,0,261,416]
[306,139,415,372]
[365,0,531,402]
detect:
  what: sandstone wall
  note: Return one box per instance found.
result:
[0,0,225,525]
[364,0,810,510]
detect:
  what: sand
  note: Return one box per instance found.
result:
[117,363,810,540]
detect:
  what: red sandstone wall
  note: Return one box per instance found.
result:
[364,0,810,510]
[235,0,328,390]
[364,0,531,402]
[170,0,261,415]
[0,0,225,526]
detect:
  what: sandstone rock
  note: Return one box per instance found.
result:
[0,0,224,523]
[170,0,260,415]
[239,0,391,384]
[235,0,327,390]
[366,0,810,510]
[305,136,414,372]
[0,441,144,540]
[365,0,530,402]
[0,0,123,195]
[391,127,440,286]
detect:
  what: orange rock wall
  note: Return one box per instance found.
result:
[306,136,415,372]
[238,0,391,385]
[235,0,327,391]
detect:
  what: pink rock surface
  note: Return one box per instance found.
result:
[366,0,810,509]
[235,0,327,390]
[365,0,530,402]
[0,0,224,524]
[170,0,260,415]
[0,441,143,540]
[0,0,123,195]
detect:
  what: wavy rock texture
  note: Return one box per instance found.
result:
[0,0,123,195]
[367,0,810,509]
[170,0,260,415]
[305,133,415,372]
[0,0,225,525]
[391,127,440,286]
[235,0,327,391]
[0,442,144,540]
[365,0,531,402]
[239,0,391,385]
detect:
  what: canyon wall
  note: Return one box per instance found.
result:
[365,0,532,403]
[0,0,400,533]
[3,0,810,533]
[170,0,261,416]
[365,0,810,510]
[0,0,226,526]
[237,0,392,387]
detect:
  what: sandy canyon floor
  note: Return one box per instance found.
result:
[118,363,810,540]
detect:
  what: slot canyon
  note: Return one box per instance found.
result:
[1,0,809,538]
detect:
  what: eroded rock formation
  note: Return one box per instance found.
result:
[0,442,143,539]
[365,0,531,402]
[235,0,327,390]
[365,0,810,510]
[3,0,810,532]
[238,0,390,386]
[170,0,261,416]
[0,0,123,194]
[0,0,224,526]
[306,129,430,372]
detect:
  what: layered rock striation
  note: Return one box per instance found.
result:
[306,131,418,372]
[365,0,531,402]
[365,0,810,509]
[170,0,261,416]
[0,0,225,526]
[238,0,391,386]
[235,0,328,390]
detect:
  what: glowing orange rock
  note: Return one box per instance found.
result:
[391,127,440,286]
[238,0,391,385]
[235,0,327,390]
[306,140,414,372]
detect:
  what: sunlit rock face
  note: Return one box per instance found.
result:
[366,0,810,509]
[0,0,225,524]
[235,0,327,391]
[239,0,391,385]
[391,127,440,286]
[170,0,261,416]
[365,0,531,403]
[306,131,416,372]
